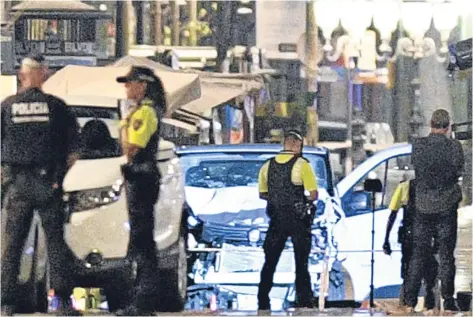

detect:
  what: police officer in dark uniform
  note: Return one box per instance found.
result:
[383,178,439,312]
[257,130,318,310]
[115,66,163,316]
[1,54,81,316]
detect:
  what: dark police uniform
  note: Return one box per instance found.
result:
[257,151,318,309]
[388,180,438,309]
[1,86,80,312]
[117,74,161,313]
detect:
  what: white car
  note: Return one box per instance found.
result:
[5,95,188,313]
[180,143,424,310]
[334,143,413,303]
[179,144,347,311]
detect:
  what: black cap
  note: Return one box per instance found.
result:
[284,129,303,141]
[21,53,46,68]
[116,66,157,83]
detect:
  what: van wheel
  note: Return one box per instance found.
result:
[156,229,188,312]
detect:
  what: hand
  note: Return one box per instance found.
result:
[67,153,80,168]
[383,241,392,255]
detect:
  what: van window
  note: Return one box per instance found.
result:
[343,154,414,216]
[69,106,122,160]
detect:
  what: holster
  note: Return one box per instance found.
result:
[294,201,316,222]
[398,225,413,245]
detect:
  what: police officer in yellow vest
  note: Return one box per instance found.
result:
[383,178,439,312]
[257,130,318,310]
[115,66,164,316]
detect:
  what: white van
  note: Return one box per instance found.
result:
[6,95,188,313]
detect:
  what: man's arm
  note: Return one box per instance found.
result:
[300,160,318,202]
[452,140,465,177]
[65,107,81,168]
[258,162,269,200]
[383,182,406,253]
[50,99,80,188]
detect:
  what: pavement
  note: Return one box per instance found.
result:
[14,308,387,316]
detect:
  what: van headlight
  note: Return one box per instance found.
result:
[68,179,123,212]
[248,229,261,243]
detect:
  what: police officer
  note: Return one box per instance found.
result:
[257,130,318,310]
[1,54,81,316]
[383,177,438,312]
[115,66,163,316]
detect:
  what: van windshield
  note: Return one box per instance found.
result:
[69,106,122,160]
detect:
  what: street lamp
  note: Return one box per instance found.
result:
[402,1,433,59]
[432,1,459,54]
[372,0,399,59]
[315,0,339,53]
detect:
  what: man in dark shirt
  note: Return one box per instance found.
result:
[1,54,81,316]
[402,109,464,313]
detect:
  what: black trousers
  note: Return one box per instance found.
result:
[125,177,160,310]
[1,167,75,306]
[258,217,313,308]
[404,209,458,308]
[400,240,438,308]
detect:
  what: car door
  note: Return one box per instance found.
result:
[334,144,413,301]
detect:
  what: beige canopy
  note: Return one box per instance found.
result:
[43,65,201,115]
[0,76,17,102]
[179,71,265,115]
[111,55,175,72]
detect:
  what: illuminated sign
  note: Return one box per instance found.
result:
[15,40,96,56]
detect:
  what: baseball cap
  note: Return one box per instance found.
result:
[116,66,157,83]
[284,129,304,141]
[21,53,47,69]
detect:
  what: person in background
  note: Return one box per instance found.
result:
[1,54,81,316]
[257,130,318,311]
[383,176,439,313]
[401,109,464,313]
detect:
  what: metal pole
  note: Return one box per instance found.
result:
[115,0,125,57]
[123,0,133,55]
[188,0,198,46]
[345,65,354,174]
[171,0,180,45]
[154,0,162,45]
[135,1,144,44]
[370,193,376,309]
[306,0,317,92]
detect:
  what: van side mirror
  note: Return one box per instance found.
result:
[348,190,371,212]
